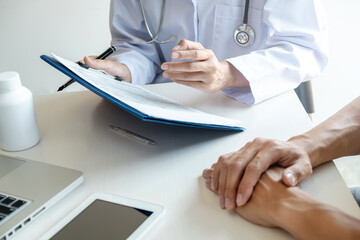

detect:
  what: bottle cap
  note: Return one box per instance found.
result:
[0,72,21,91]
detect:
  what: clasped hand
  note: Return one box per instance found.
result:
[202,138,313,210]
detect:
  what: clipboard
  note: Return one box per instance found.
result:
[41,54,245,131]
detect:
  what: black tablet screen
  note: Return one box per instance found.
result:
[50,199,152,240]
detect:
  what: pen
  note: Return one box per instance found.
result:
[57,46,116,91]
[109,125,156,146]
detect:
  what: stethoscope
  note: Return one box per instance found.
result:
[233,0,255,47]
[139,0,176,44]
[139,0,255,47]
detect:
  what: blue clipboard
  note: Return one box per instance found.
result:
[41,55,245,131]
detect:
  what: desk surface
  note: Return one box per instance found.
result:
[3,83,360,239]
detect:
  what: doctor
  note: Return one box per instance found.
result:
[84,0,328,104]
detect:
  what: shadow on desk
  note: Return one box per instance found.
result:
[91,99,242,153]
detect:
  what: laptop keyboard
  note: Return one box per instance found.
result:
[0,193,28,223]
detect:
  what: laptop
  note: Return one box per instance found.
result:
[0,153,84,240]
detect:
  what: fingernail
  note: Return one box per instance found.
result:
[225,198,233,210]
[173,45,181,50]
[220,196,225,209]
[236,193,243,206]
[161,64,168,70]
[172,52,179,59]
[163,72,169,78]
[286,172,296,186]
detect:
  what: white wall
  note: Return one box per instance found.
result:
[0,0,111,93]
[312,1,360,124]
[312,1,360,188]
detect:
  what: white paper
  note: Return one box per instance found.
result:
[52,54,244,128]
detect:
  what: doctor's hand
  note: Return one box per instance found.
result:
[83,56,132,83]
[161,39,249,93]
[202,137,313,210]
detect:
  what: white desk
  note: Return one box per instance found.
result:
[3,83,359,239]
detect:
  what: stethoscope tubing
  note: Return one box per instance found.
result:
[138,0,254,47]
[139,0,175,44]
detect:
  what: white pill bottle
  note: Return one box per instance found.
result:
[0,72,40,151]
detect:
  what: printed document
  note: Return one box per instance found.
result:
[51,54,244,129]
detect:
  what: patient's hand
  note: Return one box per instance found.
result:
[205,167,317,229]
[234,167,292,228]
[233,167,360,240]
[202,138,312,210]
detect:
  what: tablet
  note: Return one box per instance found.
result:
[40,193,164,240]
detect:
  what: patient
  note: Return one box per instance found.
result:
[234,167,360,239]
[203,96,360,239]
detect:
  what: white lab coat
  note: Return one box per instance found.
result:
[109,0,328,104]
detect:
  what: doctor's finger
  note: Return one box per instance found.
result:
[84,56,116,73]
[171,49,212,61]
[174,39,205,51]
[84,56,127,79]
[164,71,209,82]
[162,61,211,73]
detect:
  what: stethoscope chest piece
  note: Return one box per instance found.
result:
[234,24,255,47]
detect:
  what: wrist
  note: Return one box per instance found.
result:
[273,188,320,237]
[119,64,132,83]
[288,134,320,168]
[220,61,249,89]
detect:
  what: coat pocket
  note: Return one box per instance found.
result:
[212,4,268,61]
